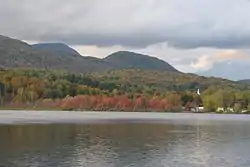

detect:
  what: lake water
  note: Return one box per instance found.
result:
[0,111,250,167]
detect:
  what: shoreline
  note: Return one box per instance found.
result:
[0,107,247,114]
[1,110,250,125]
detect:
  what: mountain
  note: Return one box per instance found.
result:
[32,43,81,56]
[104,51,179,73]
[0,35,180,74]
[197,60,250,81]
[0,35,113,72]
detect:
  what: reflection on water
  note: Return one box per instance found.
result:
[0,122,250,167]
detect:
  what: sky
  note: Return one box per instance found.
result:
[1,0,250,78]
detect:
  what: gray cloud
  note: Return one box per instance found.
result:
[1,0,250,48]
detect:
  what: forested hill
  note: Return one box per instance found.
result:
[104,51,179,72]
[89,69,246,92]
[0,35,113,72]
[0,35,179,73]
[1,68,250,112]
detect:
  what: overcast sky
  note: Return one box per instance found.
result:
[1,0,250,74]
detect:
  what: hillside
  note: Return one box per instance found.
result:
[32,43,81,56]
[90,69,244,93]
[104,51,179,72]
[0,35,113,72]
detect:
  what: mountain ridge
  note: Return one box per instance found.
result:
[0,35,113,72]
[0,35,179,73]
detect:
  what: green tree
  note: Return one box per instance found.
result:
[202,94,217,112]
[181,92,194,106]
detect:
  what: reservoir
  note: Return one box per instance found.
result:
[0,111,250,167]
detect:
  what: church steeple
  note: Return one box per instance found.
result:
[197,89,200,95]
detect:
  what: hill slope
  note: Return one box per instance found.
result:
[32,43,81,56]
[104,51,179,72]
[90,69,243,93]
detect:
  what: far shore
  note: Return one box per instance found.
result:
[0,107,248,114]
[1,110,250,125]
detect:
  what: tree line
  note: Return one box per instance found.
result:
[1,69,250,113]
